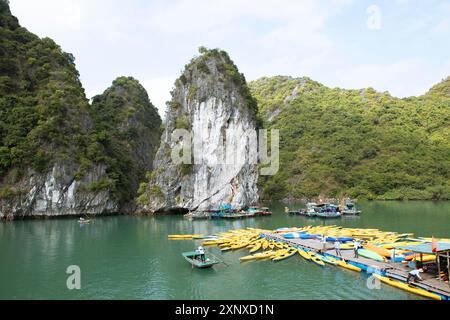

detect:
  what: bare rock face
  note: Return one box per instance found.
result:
[139,49,259,212]
[0,164,117,219]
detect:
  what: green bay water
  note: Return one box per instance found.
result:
[1,201,449,300]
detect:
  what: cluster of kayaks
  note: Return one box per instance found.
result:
[196,228,364,272]
[275,225,443,264]
[170,226,449,300]
[239,238,363,273]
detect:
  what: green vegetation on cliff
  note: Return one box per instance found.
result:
[90,77,161,204]
[0,1,161,209]
[0,0,92,179]
[174,47,257,115]
[250,76,450,201]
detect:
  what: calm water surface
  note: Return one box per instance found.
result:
[1,201,449,300]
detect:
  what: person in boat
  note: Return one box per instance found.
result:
[334,240,342,257]
[353,240,361,258]
[79,217,85,222]
[195,246,206,262]
[407,268,424,284]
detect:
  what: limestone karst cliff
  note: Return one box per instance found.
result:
[138,48,260,212]
[0,2,161,219]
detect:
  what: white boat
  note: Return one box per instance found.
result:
[341,199,361,215]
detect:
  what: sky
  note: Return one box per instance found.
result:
[8,0,450,117]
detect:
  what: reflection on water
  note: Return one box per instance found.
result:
[1,201,449,300]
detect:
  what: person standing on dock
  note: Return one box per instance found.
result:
[334,240,342,257]
[353,240,361,258]
[320,235,328,254]
[407,268,424,284]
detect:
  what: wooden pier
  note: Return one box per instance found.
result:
[262,232,450,300]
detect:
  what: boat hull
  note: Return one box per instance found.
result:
[373,274,442,300]
[182,252,220,268]
[358,249,385,262]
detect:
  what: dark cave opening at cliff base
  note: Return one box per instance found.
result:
[156,208,190,215]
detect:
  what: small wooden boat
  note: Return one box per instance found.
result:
[247,207,273,216]
[182,251,220,269]
[184,211,210,220]
[341,199,361,215]
[312,203,343,219]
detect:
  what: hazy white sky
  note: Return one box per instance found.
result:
[9,0,450,116]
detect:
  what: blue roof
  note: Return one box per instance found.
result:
[398,242,450,254]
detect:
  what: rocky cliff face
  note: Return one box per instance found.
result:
[0,164,117,219]
[138,48,259,213]
[0,3,161,219]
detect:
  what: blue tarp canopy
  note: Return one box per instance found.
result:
[398,242,450,254]
[217,204,232,211]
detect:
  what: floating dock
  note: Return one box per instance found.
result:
[262,232,450,300]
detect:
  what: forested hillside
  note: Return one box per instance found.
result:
[250,76,450,201]
[0,1,161,218]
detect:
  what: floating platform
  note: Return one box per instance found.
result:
[185,211,271,220]
[262,232,450,300]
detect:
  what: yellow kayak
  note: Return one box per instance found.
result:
[274,242,284,249]
[413,255,436,263]
[262,240,269,250]
[230,242,250,250]
[316,254,338,265]
[340,243,356,250]
[381,241,422,249]
[249,242,262,253]
[271,249,288,258]
[298,249,311,261]
[324,255,340,264]
[364,244,392,258]
[309,253,326,267]
[373,274,442,300]
[240,254,258,262]
[254,251,276,260]
[337,260,362,272]
[246,240,261,248]
[218,240,232,247]
[202,240,222,246]
[272,250,297,262]
[403,254,436,263]
[168,234,202,239]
